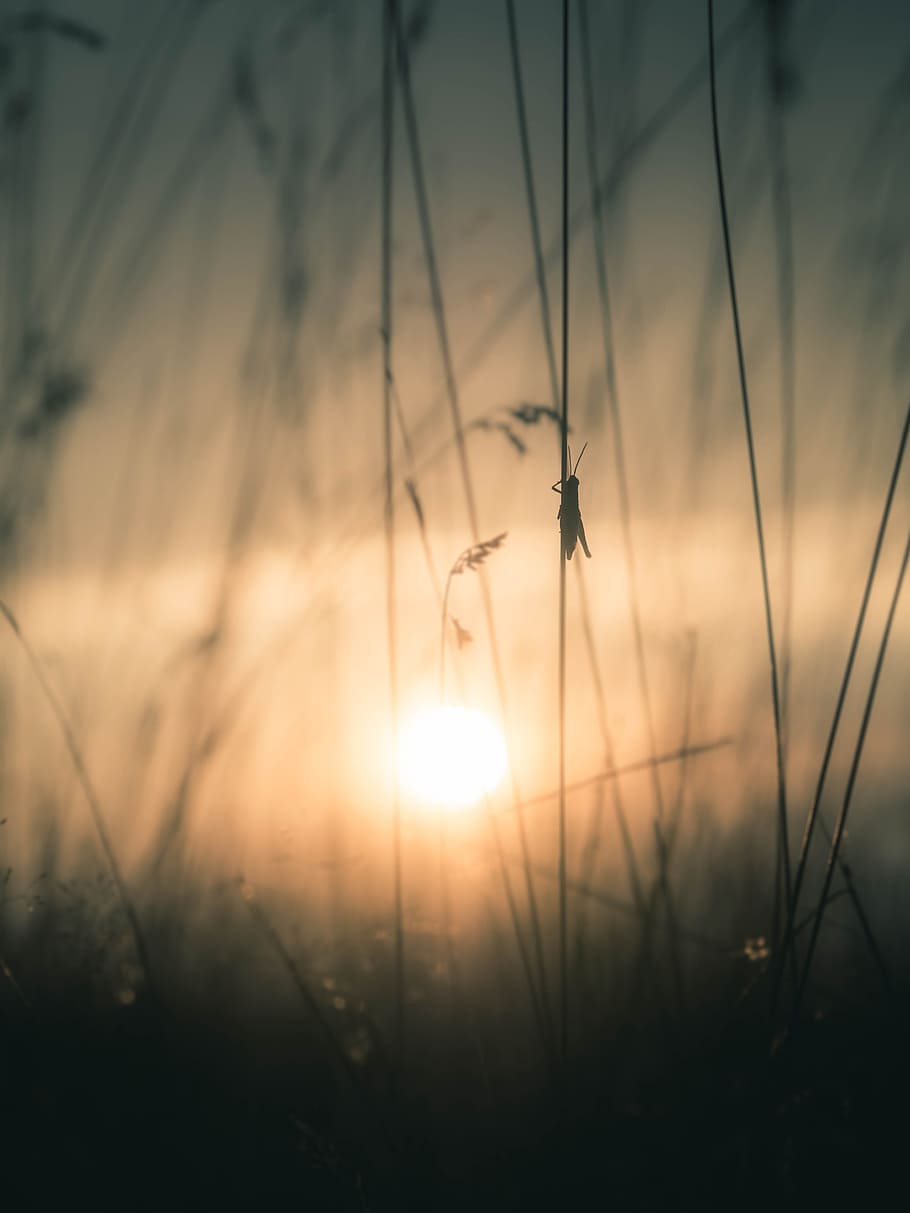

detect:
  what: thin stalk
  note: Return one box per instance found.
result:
[301,6,758,577]
[0,600,153,996]
[487,807,552,1054]
[578,0,683,1007]
[795,523,910,1017]
[772,396,910,1015]
[390,0,552,1044]
[763,14,797,777]
[437,821,496,1107]
[574,563,645,927]
[507,0,622,1050]
[557,0,570,1066]
[381,0,405,1048]
[573,780,606,976]
[393,5,758,484]
[508,0,662,1024]
[53,5,205,338]
[509,860,730,957]
[512,736,733,813]
[439,567,455,702]
[395,417,549,1053]
[668,633,699,844]
[640,634,701,1005]
[707,0,792,939]
[10,8,46,362]
[504,0,561,399]
[389,371,445,608]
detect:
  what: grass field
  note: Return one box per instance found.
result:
[2,1,910,1207]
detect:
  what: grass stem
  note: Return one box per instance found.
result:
[707,0,792,948]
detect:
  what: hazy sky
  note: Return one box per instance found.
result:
[3,0,910,912]
[6,0,910,525]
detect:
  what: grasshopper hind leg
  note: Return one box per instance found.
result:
[578,515,591,559]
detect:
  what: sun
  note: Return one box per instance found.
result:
[398,705,508,811]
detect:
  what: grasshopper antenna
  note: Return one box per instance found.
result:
[573,441,588,475]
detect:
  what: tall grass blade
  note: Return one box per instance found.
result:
[772,396,910,1016]
[795,524,910,1017]
[390,0,552,1046]
[381,0,405,1049]
[707,0,792,946]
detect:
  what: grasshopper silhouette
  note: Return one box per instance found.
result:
[552,442,591,561]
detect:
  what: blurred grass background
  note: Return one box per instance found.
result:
[2,1,910,1206]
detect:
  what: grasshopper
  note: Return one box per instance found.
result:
[552,442,591,561]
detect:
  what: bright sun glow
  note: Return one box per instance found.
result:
[398,706,508,810]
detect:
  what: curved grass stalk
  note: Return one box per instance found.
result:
[0,599,153,996]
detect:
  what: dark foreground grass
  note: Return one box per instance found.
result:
[2,932,907,1212]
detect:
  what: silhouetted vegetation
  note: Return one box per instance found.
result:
[2,1,909,1208]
